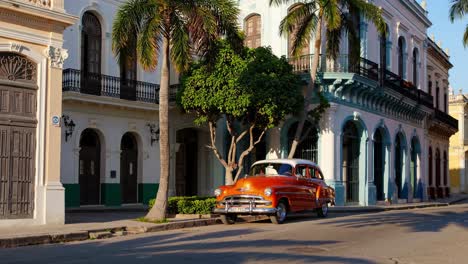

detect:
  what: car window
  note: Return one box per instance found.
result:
[295,165,308,178]
[250,163,293,176]
[308,167,316,179]
[314,168,324,180]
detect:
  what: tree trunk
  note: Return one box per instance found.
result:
[288,16,323,159]
[225,169,234,185]
[146,35,170,221]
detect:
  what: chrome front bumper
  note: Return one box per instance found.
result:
[213,207,277,215]
[214,195,276,215]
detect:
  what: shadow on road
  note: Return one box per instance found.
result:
[0,228,376,264]
[322,206,468,232]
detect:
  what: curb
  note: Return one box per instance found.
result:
[0,219,220,249]
[329,202,451,214]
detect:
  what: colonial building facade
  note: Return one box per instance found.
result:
[238,0,458,205]
[0,0,75,226]
[449,91,468,194]
[60,0,224,208]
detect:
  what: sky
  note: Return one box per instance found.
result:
[426,0,468,93]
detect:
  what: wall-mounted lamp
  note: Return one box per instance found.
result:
[62,115,75,142]
[147,123,160,146]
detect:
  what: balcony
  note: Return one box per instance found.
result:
[434,109,458,130]
[63,69,159,103]
[288,54,433,108]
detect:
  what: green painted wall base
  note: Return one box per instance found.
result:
[139,183,159,205]
[64,184,80,208]
[101,183,122,206]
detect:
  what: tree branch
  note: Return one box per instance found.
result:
[208,121,228,168]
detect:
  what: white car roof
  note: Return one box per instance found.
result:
[251,159,319,169]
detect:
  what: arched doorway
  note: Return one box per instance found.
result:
[428,147,434,199]
[287,121,319,162]
[410,137,421,198]
[79,129,101,205]
[342,121,360,203]
[374,129,385,201]
[121,133,138,203]
[395,132,406,199]
[176,128,198,196]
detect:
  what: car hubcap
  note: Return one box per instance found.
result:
[322,203,328,215]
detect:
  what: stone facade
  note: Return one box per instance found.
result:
[449,92,468,194]
[0,0,76,226]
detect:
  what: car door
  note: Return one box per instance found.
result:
[308,166,322,209]
[295,165,314,210]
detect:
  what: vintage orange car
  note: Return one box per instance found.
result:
[213,159,335,224]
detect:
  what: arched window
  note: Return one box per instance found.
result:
[412,48,419,87]
[379,24,390,70]
[436,81,440,110]
[428,75,432,95]
[244,14,261,48]
[81,12,102,95]
[287,121,318,162]
[398,36,406,78]
[81,12,102,75]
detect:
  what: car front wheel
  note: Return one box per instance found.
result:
[220,214,237,225]
[317,202,329,218]
[270,201,287,224]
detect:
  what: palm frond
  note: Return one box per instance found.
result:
[464,23,468,47]
[170,14,191,72]
[450,0,468,22]
[322,0,341,30]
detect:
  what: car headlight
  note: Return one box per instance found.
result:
[264,187,273,197]
[214,188,222,197]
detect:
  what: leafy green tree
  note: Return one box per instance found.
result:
[450,0,468,46]
[270,0,385,158]
[112,0,240,221]
[179,41,304,184]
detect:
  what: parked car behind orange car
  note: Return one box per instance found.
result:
[213,159,335,224]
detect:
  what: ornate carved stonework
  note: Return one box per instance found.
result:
[45,46,68,69]
[23,0,51,8]
[0,53,37,83]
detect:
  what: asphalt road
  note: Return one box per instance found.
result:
[1,201,467,264]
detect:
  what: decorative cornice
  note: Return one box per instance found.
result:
[44,46,68,68]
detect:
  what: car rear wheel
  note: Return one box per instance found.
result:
[220,214,237,225]
[317,202,329,218]
[270,201,287,224]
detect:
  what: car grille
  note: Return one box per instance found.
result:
[219,195,272,206]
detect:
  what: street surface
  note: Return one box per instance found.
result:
[1,201,467,264]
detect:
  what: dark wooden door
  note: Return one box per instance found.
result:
[0,80,37,219]
[79,130,100,205]
[121,133,137,203]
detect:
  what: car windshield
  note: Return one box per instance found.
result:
[249,163,293,176]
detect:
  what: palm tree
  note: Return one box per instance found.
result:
[112,0,240,221]
[450,0,468,47]
[270,0,385,158]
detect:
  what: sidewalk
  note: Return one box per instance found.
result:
[0,194,467,248]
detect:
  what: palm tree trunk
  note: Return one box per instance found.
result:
[146,35,170,221]
[288,16,323,159]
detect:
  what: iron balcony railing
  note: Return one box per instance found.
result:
[62,68,178,104]
[288,54,433,108]
[434,109,458,130]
